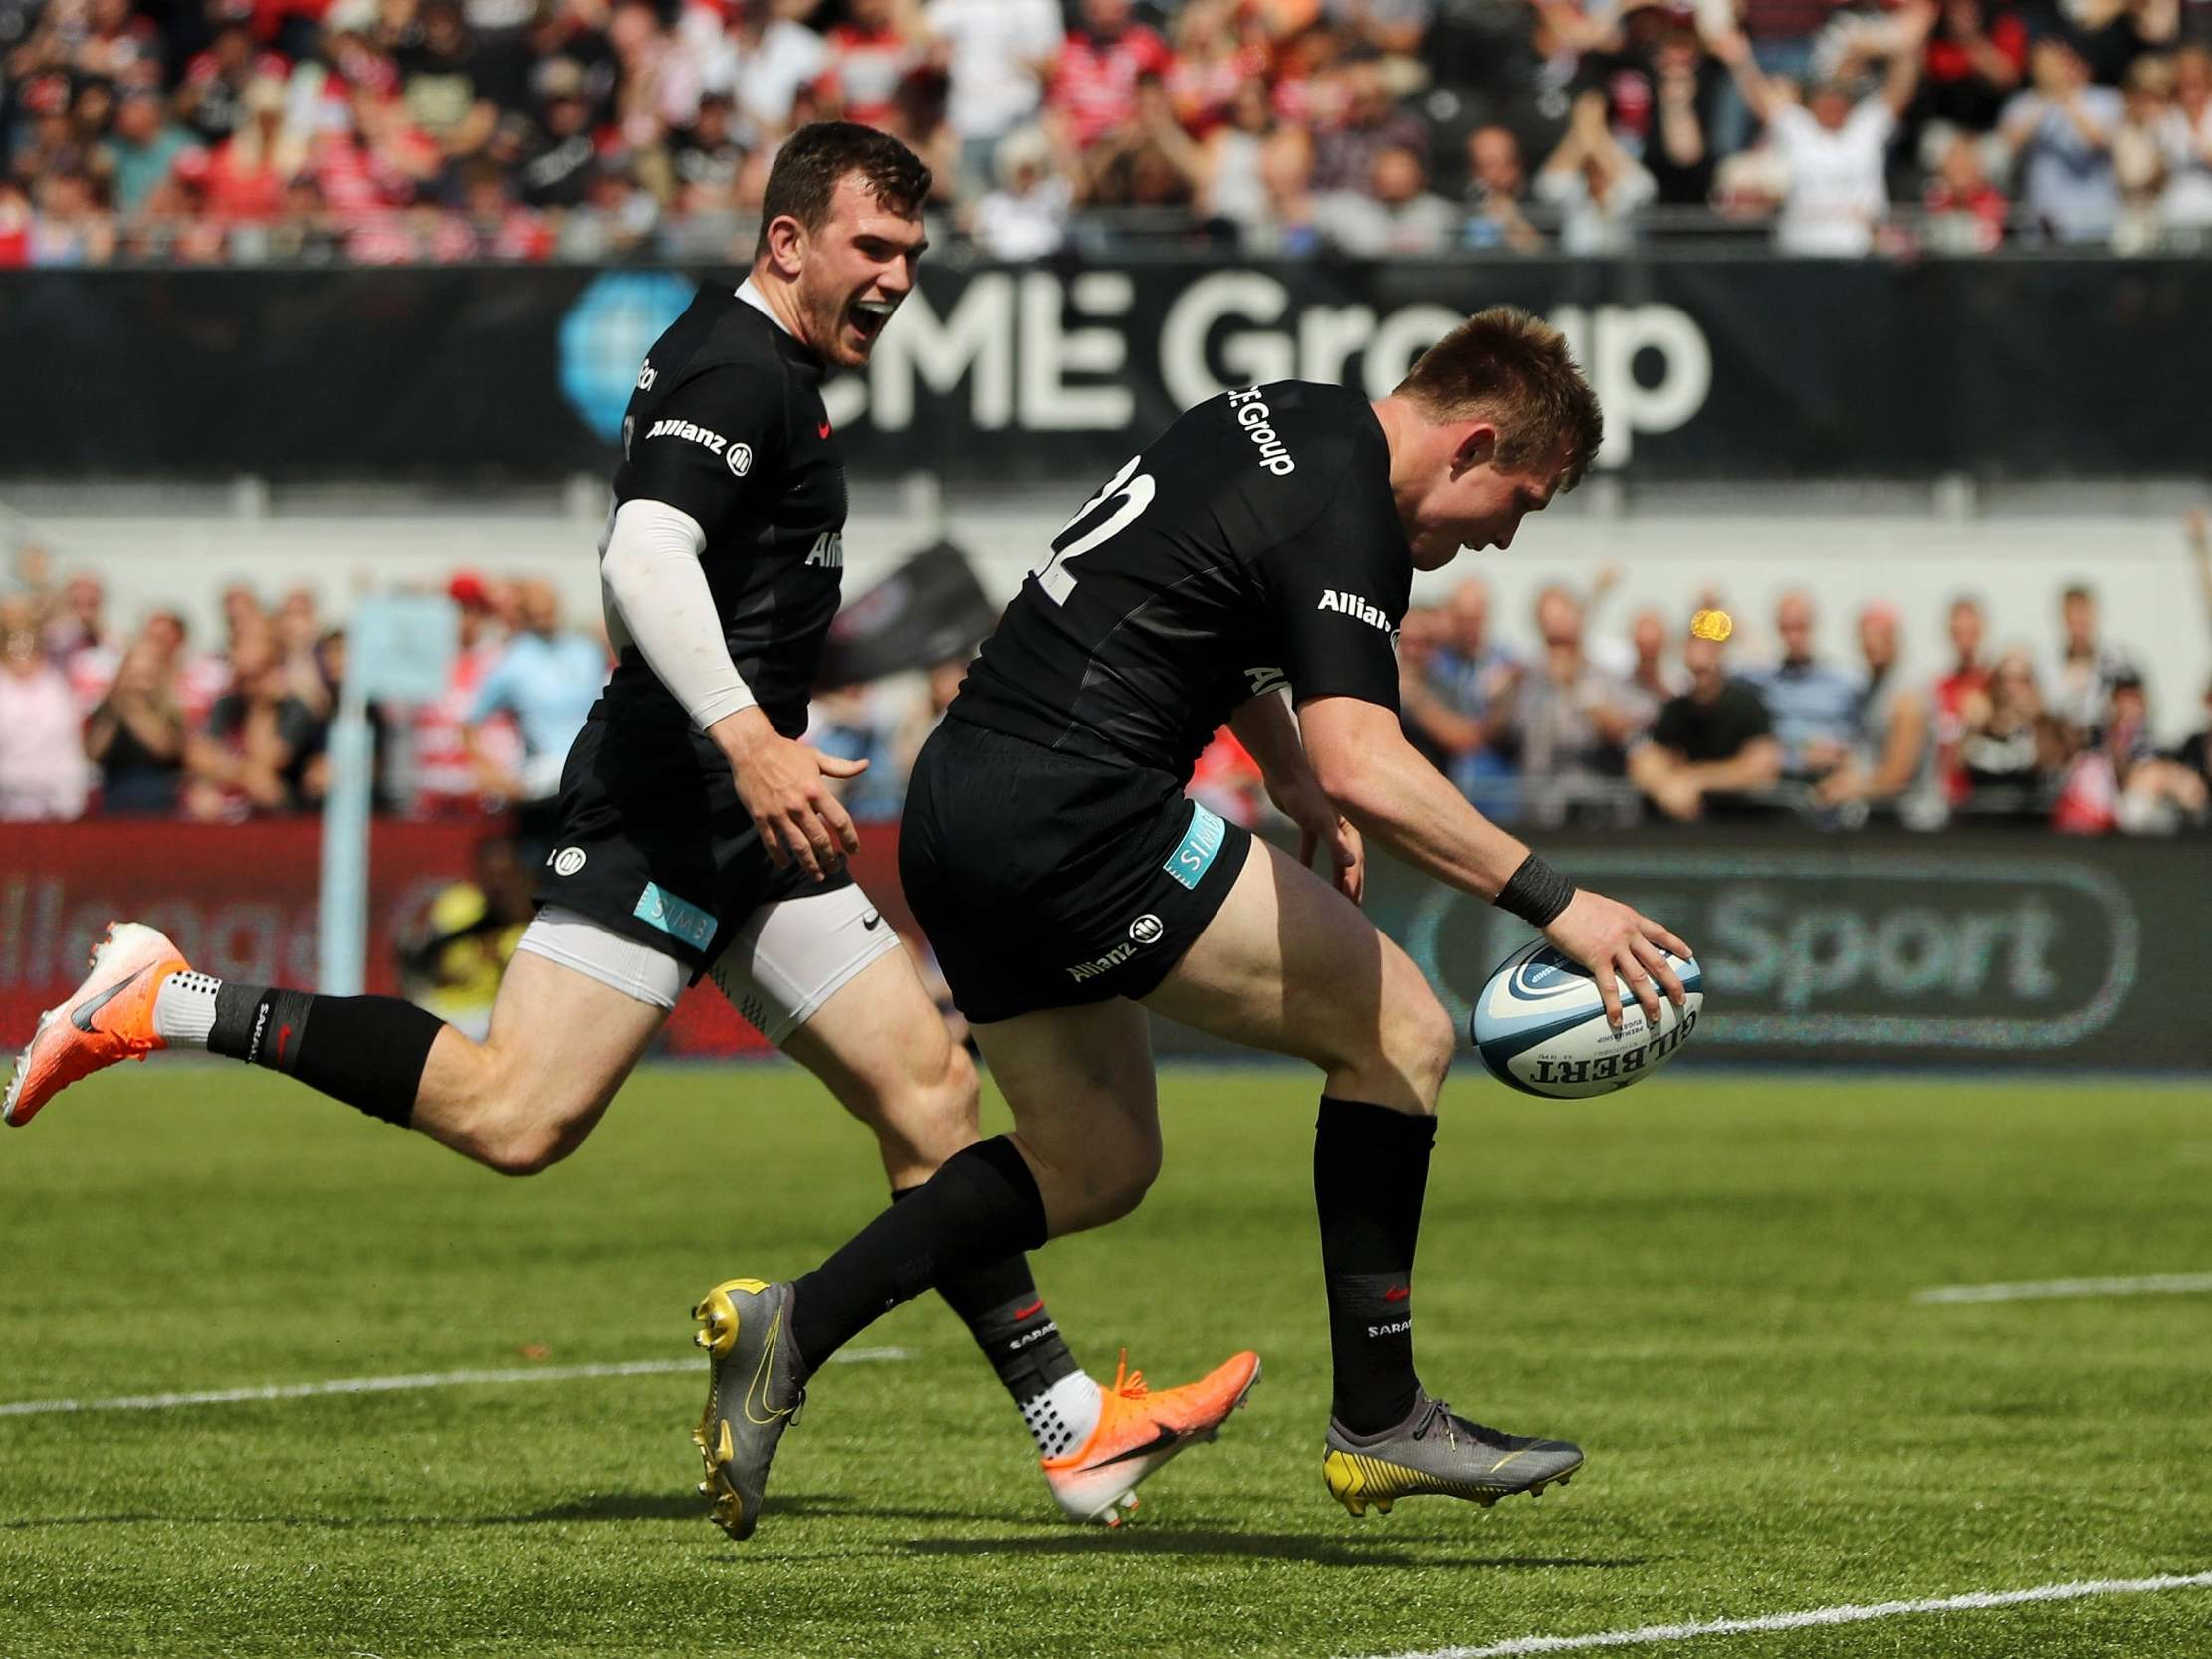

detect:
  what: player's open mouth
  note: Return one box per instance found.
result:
[851,298,897,341]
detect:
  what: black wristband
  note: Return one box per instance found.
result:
[1494,853,1577,929]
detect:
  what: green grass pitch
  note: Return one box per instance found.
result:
[2,1063,2208,1659]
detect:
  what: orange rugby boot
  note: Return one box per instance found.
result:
[4,922,186,1127]
[1041,1349,1261,1525]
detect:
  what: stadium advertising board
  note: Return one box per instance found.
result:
[6,820,2195,1070]
[1364,828,2199,1072]
[2,259,2204,483]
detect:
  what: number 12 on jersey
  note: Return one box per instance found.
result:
[1033,454,1156,605]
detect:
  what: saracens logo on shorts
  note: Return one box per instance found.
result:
[551,847,587,876]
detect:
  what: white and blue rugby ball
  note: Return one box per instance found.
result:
[1470,940,1703,1100]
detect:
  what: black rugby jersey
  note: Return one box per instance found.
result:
[951,380,1411,780]
[600,284,846,737]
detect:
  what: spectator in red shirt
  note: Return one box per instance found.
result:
[1047,0,1175,150]
[1922,128,2008,251]
[1921,0,2025,132]
[824,0,926,126]
[205,75,304,223]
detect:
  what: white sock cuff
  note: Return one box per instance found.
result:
[152,971,223,1048]
[1021,1369,1103,1461]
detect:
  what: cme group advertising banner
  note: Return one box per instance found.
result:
[2,258,2208,482]
[2,820,2203,1070]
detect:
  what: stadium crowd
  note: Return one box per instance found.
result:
[5,0,2212,265]
[4,527,2210,835]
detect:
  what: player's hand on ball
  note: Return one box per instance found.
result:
[1274,780,1365,905]
[713,708,866,881]
[1541,890,1692,1033]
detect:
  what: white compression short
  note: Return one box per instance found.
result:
[512,885,902,1046]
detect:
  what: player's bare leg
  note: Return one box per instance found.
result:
[698,941,1258,1530]
[1146,837,1581,1517]
[408,949,668,1173]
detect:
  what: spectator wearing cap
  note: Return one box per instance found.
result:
[0,593,92,821]
[1746,590,1862,784]
[2000,39,2122,244]
[1710,5,1935,256]
[1630,629,1784,821]
[926,0,1063,193]
[1815,602,1936,819]
[519,58,600,207]
[410,572,521,817]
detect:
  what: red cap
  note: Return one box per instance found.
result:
[447,572,491,609]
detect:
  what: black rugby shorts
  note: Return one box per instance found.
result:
[899,718,1252,1024]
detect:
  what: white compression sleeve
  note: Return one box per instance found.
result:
[599,497,758,731]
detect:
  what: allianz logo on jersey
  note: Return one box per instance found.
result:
[1224,386,1296,476]
[804,532,843,569]
[1317,590,1398,641]
[644,418,753,477]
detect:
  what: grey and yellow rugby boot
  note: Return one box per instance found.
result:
[691,1277,808,1541]
[1322,1391,1583,1517]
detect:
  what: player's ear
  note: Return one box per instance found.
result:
[762,212,807,279]
[1451,425,1498,476]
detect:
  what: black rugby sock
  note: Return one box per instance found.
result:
[891,1185,1084,1424]
[207,985,444,1128]
[1314,1095,1436,1435]
[789,1137,1049,1374]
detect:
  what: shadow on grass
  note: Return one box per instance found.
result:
[860,1531,1650,1570]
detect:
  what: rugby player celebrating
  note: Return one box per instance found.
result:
[5,123,1258,1535]
[694,309,1693,1536]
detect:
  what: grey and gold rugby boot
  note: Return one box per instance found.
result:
[690,1277,808,1541]
[1322,1391,1583,1517]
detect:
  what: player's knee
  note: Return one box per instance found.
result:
[479,1122,580,1177]
[1089,1125,1163,1226]
[1376,988,1454,1110]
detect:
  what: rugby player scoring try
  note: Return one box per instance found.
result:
[693,307,1695,1538]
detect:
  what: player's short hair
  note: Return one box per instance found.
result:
[1394,307,1604,491]
[755,121,930,260]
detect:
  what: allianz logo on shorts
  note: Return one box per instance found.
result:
[550,847,587,876]
[1066,914,1165,983]
[633,881,717,950]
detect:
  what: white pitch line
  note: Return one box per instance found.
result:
[1360,1571,2212,1659]
[0,1347,912,1419]
[1914,1272,2212,1305]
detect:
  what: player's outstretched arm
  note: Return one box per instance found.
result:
[1229,689,1365,904]
[1300,695,1690,1031]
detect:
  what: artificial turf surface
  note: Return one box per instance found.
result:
[1,1064,2207,1659]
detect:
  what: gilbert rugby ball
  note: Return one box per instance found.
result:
[1470,940,1703,1100]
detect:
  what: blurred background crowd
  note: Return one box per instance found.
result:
[5,525,2210,838]
[7,0,2212,265]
